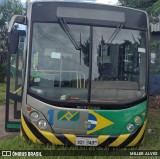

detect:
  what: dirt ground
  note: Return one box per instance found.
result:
[0,105,19,140]
[148,96,160,109]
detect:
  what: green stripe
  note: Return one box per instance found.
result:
[7,123,21,129]
[91,101,147,135]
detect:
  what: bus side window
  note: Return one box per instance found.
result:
[9,29,26,95]
[6,15,27,131]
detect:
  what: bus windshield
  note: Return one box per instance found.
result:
[29,22,147,104]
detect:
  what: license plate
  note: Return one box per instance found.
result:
[76,137,98,146]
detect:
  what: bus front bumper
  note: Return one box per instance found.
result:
[21,114,146,148]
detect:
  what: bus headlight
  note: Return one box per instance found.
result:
[127,124,134,132]
[38,119,47,129]
[134,116,142,125]
[30,111,39,121]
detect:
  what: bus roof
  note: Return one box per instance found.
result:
[29,1,148,30]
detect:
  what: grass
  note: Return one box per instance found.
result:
[0,135,160,159]
[0,108,159,159]
[0,82,6,105]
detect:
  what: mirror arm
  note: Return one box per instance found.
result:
[8,15,26,33]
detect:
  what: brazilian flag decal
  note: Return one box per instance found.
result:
[57,110,80,121]
[87,110,113,134]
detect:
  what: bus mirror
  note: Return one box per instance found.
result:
[8,30,26,54]
[8,15,26,54]
[8,30,19,54]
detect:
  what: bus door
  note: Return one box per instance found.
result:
[5,16,26,131]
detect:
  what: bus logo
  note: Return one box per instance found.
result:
[57,110,80,121]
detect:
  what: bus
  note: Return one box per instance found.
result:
[5,1,150,147]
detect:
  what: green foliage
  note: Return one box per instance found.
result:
[0,0,24,25]
[150,40,160,74]
[81,40,90,67]
[118,0,160,74]
[0,0,25,83]
[0,0,24,52]
[0,51,7,83]
[0,82,6,104]
[119,0,156,11]
[119,0,160,21]
[0,64,6,83]
[152,56,160,74]
[151,0,160,17]
[150,40,160,52]
[0,50,7,64]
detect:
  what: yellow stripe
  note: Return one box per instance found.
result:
[20,129,25,141]
[141,137,145,145]
[21,114,42,144]
[87,110,113,134]
[59,113,66,120]
[32,123,64,145]
[127,121,147,147]
[13,87,21,94]
[70,112,79,119]
[109,134,130,147]
[64,134,76,145]
[20,129,22,138]
[40,131,64,145]
[59,111,79,121]
[98,135,110,145]
[59,111,70,120]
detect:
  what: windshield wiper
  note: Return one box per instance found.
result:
[58,17,81,50]
[106,22,125,45]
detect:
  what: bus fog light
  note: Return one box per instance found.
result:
[127,124,134,132]
[38,119,47,129]
[134,116,142,124]
[142,112,145,117]
[30,111,39,121]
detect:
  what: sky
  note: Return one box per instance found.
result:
[95,0,118,4]
[21,0,118,5]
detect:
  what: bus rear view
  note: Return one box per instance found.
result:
[6,1,149,147]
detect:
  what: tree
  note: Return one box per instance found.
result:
[0,0,24,52]
[81,40,90,67]
[0,0,24,83]
[119,0,160,20]
[118,0,160,55]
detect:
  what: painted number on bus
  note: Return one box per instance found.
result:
[47,109,54,126]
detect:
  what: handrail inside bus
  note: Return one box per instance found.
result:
[12,87,22,94]
[31,70,85,88]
